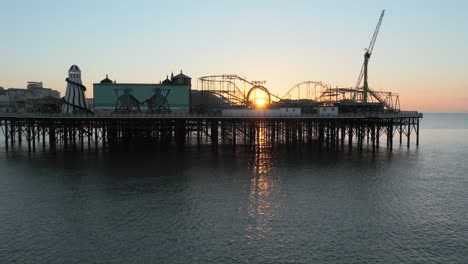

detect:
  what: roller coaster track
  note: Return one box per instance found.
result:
[368,89,400,111]
[281,81,329,101]
[320,86,400,111]
[199,75,400,111]
[199,74,279,106]
[199,75,249,106]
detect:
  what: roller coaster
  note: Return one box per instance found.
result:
[198,75,400,111]
[198,75,276,107]
[197,10,401,111]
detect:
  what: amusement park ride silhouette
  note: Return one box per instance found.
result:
[198,10,400,111]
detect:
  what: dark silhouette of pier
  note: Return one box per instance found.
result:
[0,112,422,153]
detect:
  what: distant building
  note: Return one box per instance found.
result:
[0,93,11,110]
[21,96,63,113]
[27,81,61,99]
[93,71,191,114]
[0,82,60,112]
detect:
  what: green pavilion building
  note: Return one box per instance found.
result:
[93,71,191,114]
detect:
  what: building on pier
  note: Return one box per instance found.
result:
[318,105,339,116]
[93,71,191,114]
[62,65,90,114]
[338,101,384,114]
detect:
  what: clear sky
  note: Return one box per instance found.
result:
[1,0,467,112]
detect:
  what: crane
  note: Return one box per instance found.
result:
[355,9,385,103]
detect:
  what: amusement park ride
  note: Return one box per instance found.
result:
[198,10,400,112]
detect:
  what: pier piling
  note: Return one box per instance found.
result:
[0,113,422,153]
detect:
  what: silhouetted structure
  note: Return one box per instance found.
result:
[62,65,90,113]
[0,111,422,154]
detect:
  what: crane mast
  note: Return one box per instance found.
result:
[356,9,385,103]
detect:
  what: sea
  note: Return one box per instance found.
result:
[0,113,467,263]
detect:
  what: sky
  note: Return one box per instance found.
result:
[1,0,467,112]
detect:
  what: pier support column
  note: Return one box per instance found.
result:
[211,121,218,148]
[197,121,201,146]
[4,120,8,151]
[389,124,393,151]
[49,123,56,150]
[376,124,380,149]
[371,124,376,152]
[318,122,324,148]
[340,125,345,149]
[306,122,312,145]
[407,118,411,148]
[79,123,84,152]
[27,124,31,153]
[42,125,46,149]
[175,119,186,151]
[102,124,106,151]
[17,124,22,144]
[399,119,403,145]
[285,122,290,145]
[87,123,91,150]
[94,125,98,151]
[416,118,420,146]
[10,120,15,146]
[220,121,226,144]
[72,125,77,151]
[32,122,36,152]
[359,125,363,152]
[367,126,370,145]
[232,122,237,149]
[357,125,361,149]
[292,121,298,145]
[64,127,68,150]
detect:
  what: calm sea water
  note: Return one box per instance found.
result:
[0,113,467,263]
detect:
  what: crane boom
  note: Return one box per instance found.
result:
[368,10,385,55]
[355,10,385,95]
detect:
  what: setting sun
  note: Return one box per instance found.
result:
[254,98,267,108]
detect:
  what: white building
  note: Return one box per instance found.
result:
[222,108,301,117]
[318,106,339,116]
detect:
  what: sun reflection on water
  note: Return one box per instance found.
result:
[245,145,282,241]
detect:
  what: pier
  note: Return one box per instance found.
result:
[0,112,422,153]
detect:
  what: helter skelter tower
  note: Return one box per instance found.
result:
[62,65,90,113]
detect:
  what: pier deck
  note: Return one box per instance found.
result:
[0,112,422,152]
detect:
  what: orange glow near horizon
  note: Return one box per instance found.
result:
[254,98,267,108]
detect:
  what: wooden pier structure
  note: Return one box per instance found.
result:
[0,112,422,153]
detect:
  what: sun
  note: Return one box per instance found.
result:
[254,98,267,108]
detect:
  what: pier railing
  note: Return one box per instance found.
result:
[0,111,423,119]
